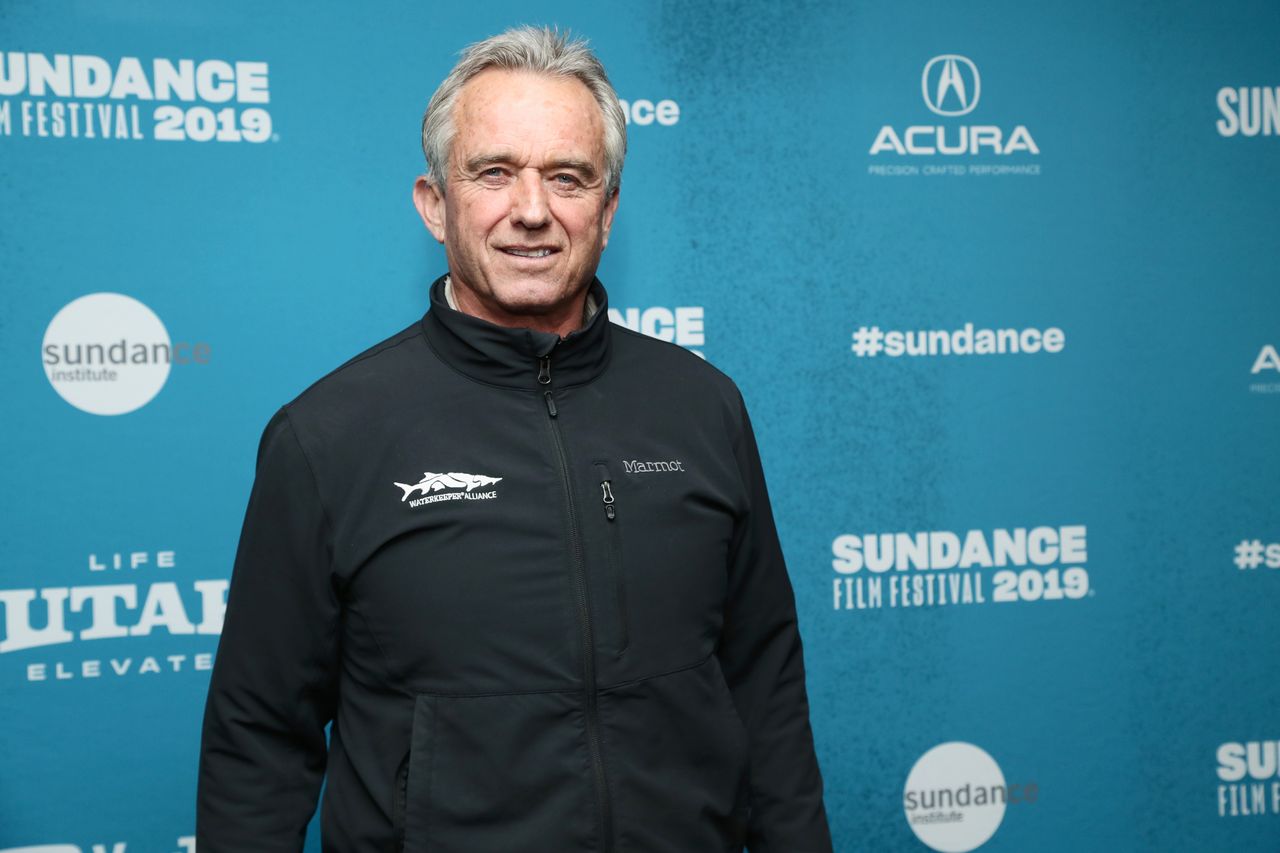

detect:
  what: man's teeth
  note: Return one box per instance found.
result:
[505,248,552,258]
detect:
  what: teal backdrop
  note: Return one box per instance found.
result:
[2,1,1278,851]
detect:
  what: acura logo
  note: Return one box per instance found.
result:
[922,55,980,116]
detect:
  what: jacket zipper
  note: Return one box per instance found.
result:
[594,463,629,655]
[540,354,614,852]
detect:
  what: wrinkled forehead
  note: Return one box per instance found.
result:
[451,69,606,161]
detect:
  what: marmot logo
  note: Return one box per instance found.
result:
[622,459,684,474]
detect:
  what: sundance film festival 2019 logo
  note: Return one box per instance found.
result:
[609,305,706,358]
[831,525,1091,612]
[1217,740,1280,817]
[904,742,1038,852]
[42,293,211,415]
[0,51,274,143]
[1215,85,1279,137]
[868,54,1041,178]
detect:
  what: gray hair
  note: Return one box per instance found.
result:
[421,26,627,195]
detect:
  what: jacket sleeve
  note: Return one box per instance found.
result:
[717,393,832,853]
[197,408,340,852]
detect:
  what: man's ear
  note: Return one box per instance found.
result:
[600,187,620,250]
[413,176,447,244]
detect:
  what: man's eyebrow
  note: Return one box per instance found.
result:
[545,158,599,179]
[463,153,600,181]
[463,152,517,173]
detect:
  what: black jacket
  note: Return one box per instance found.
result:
[198,278,831,852]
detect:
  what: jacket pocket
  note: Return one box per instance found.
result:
[598,656,751,852]
[400,690,596,853]
[593,462,630,655]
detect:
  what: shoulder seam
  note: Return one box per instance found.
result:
[278,406,339,570]
[291,323,425,405]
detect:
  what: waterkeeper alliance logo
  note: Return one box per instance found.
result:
[1216,740,1280,817]
[904,742,1038,852]
[609,306,705,358]
[0,549,226,683]
[832,525,1091,612]
[869,54,1041,178]
[42,293,210,415]
[395,471,502,508]
[0,51,273,143]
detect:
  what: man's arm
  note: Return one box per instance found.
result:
[197,408,340,852]
[717,394,833,853]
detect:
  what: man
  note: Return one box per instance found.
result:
[198,26,831,853]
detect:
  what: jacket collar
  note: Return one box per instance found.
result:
[420,274,613,390]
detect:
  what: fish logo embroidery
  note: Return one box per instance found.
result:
[394,472,503,507]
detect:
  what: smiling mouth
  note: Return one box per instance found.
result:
[500,247,557,258]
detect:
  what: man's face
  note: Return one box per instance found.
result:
[415,69,619,331]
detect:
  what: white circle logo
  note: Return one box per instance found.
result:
[42,293,172,415]
[903,742,1007,852]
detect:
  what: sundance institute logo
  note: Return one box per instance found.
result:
[42,292,210,415]
[903,742,1038,852]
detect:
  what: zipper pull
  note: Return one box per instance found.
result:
[537,356,551,386]
[600,480,616,521]
[544,390,558,418]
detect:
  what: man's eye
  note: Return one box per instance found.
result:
[553,174,580,186]
[481,168,504,177]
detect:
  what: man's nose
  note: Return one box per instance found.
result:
[510,171,551,229]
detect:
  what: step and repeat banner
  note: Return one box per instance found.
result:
[1,1,1277,851]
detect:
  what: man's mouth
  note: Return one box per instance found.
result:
[500,247,557,258]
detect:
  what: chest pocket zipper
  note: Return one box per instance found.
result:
[594,462,629,656]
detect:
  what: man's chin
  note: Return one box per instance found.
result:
[492,299,576,323]
[451,272,593,328]
[488,281,586,317]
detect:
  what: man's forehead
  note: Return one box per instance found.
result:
[453,69,603,140]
